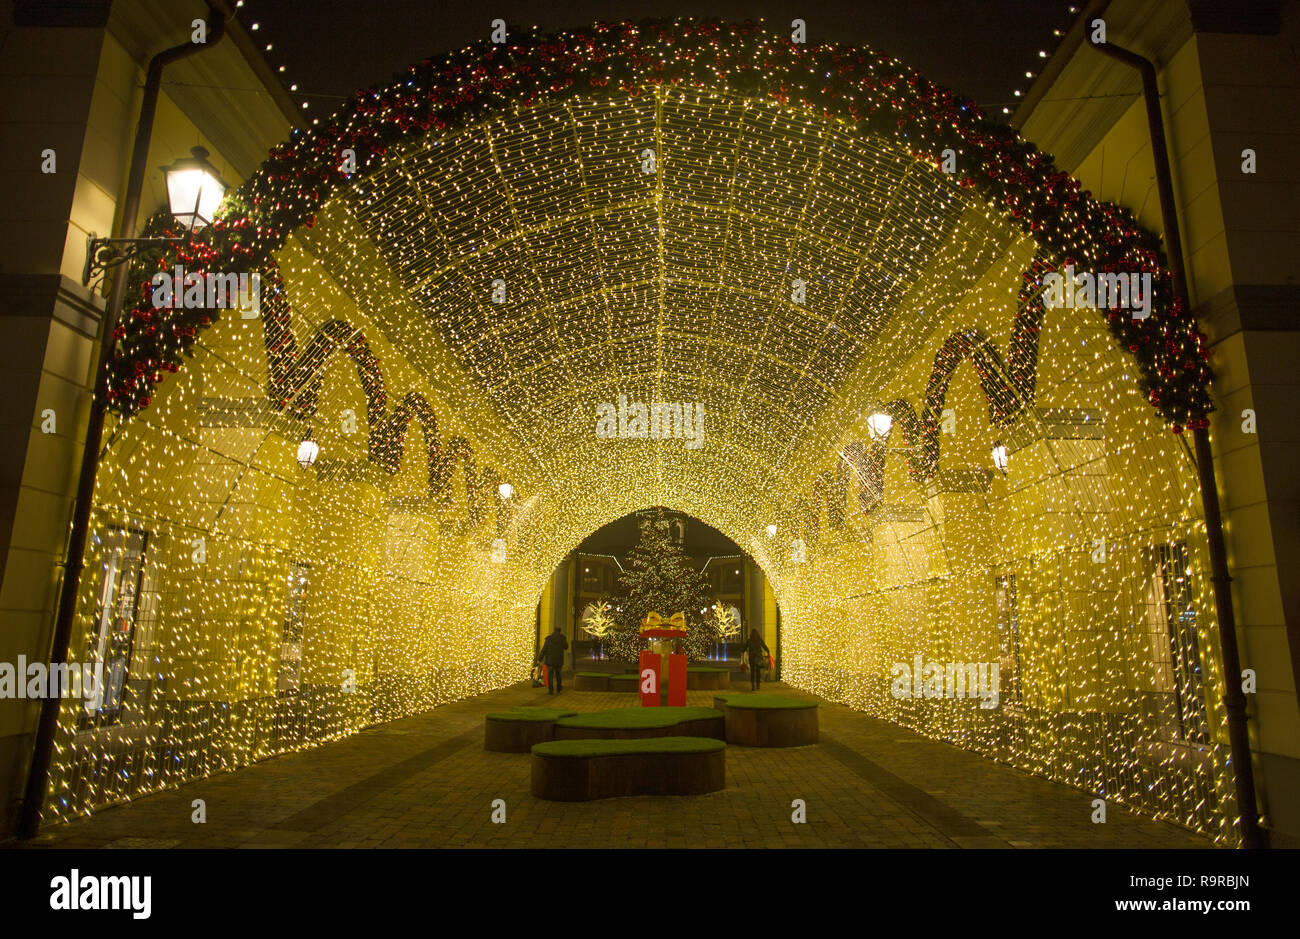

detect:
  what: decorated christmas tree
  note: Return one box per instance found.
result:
[607,510,715,661]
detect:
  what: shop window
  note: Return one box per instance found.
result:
[1142,544,1209,745]
[277,561,310,696]
[86,526,149,722]
[581,560,603,593]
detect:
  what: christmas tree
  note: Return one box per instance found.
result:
[607,510,715,661]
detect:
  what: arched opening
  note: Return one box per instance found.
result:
[538,507,779,675]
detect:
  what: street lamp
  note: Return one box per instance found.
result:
[296,432,319,470]
[164,145,228,231]
[83,146,228,286]
[991,441,1009,476]
[866,409,893,441]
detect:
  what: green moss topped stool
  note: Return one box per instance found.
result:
[484,706,578,752]
[685,666,731,690]
[712,694,819,747]
[530,737,726,801]
[553,706,724,740]
[573,672,610,691]
[605,673,641,693]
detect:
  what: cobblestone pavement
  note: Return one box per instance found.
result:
[17,680,1215,849]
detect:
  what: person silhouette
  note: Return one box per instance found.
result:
[745,628,771,691]
[537,627,569,694]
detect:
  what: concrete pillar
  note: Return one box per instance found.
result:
[0,10,109,835]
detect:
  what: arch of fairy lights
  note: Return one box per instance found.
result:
[46,20,1234,842]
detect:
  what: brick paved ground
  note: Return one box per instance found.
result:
[17,679,1215,849]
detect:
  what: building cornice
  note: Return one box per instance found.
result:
[106,0,304,179]
[1012,0,1193,174]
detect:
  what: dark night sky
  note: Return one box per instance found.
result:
[238,0,1082,118]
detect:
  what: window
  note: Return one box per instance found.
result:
[86,526,149,722]
[277,561,309,696]
[1142,544,1209,744]
[994,573,1022,707]
[580,560,604,594]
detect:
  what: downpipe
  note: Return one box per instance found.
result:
[1087,32,1266,849]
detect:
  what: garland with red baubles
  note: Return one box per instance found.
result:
[107,19,1212,433]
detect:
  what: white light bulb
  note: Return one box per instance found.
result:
[991,442,1009,475]
[296,438,319,469]
[866,411,893,441]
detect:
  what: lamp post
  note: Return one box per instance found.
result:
[18,4,228,840]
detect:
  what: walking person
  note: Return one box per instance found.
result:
[538,627,569,694]
[746,628,770,692]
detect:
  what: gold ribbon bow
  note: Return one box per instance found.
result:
[641,611,687,632]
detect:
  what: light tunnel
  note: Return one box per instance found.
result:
[48,21,1233,843]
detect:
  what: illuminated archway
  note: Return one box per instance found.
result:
[49,20,1233,843]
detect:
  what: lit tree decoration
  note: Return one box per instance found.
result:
[580,600,615,659]
[712,602,741,659]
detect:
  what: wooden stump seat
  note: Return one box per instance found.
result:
[606,674,641,693]
[685,667,731,690]
[712,694,819,747]
[530,737,726,801]
[573,672,610,691]
[483,707,578,752]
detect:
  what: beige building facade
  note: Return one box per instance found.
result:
[1013,0,1300,847]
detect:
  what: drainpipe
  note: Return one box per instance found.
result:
[1087,34,1266,849]
[18,3,228,840]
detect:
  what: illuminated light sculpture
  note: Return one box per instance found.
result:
[42,20,1236,845]
[580,601,615,660]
